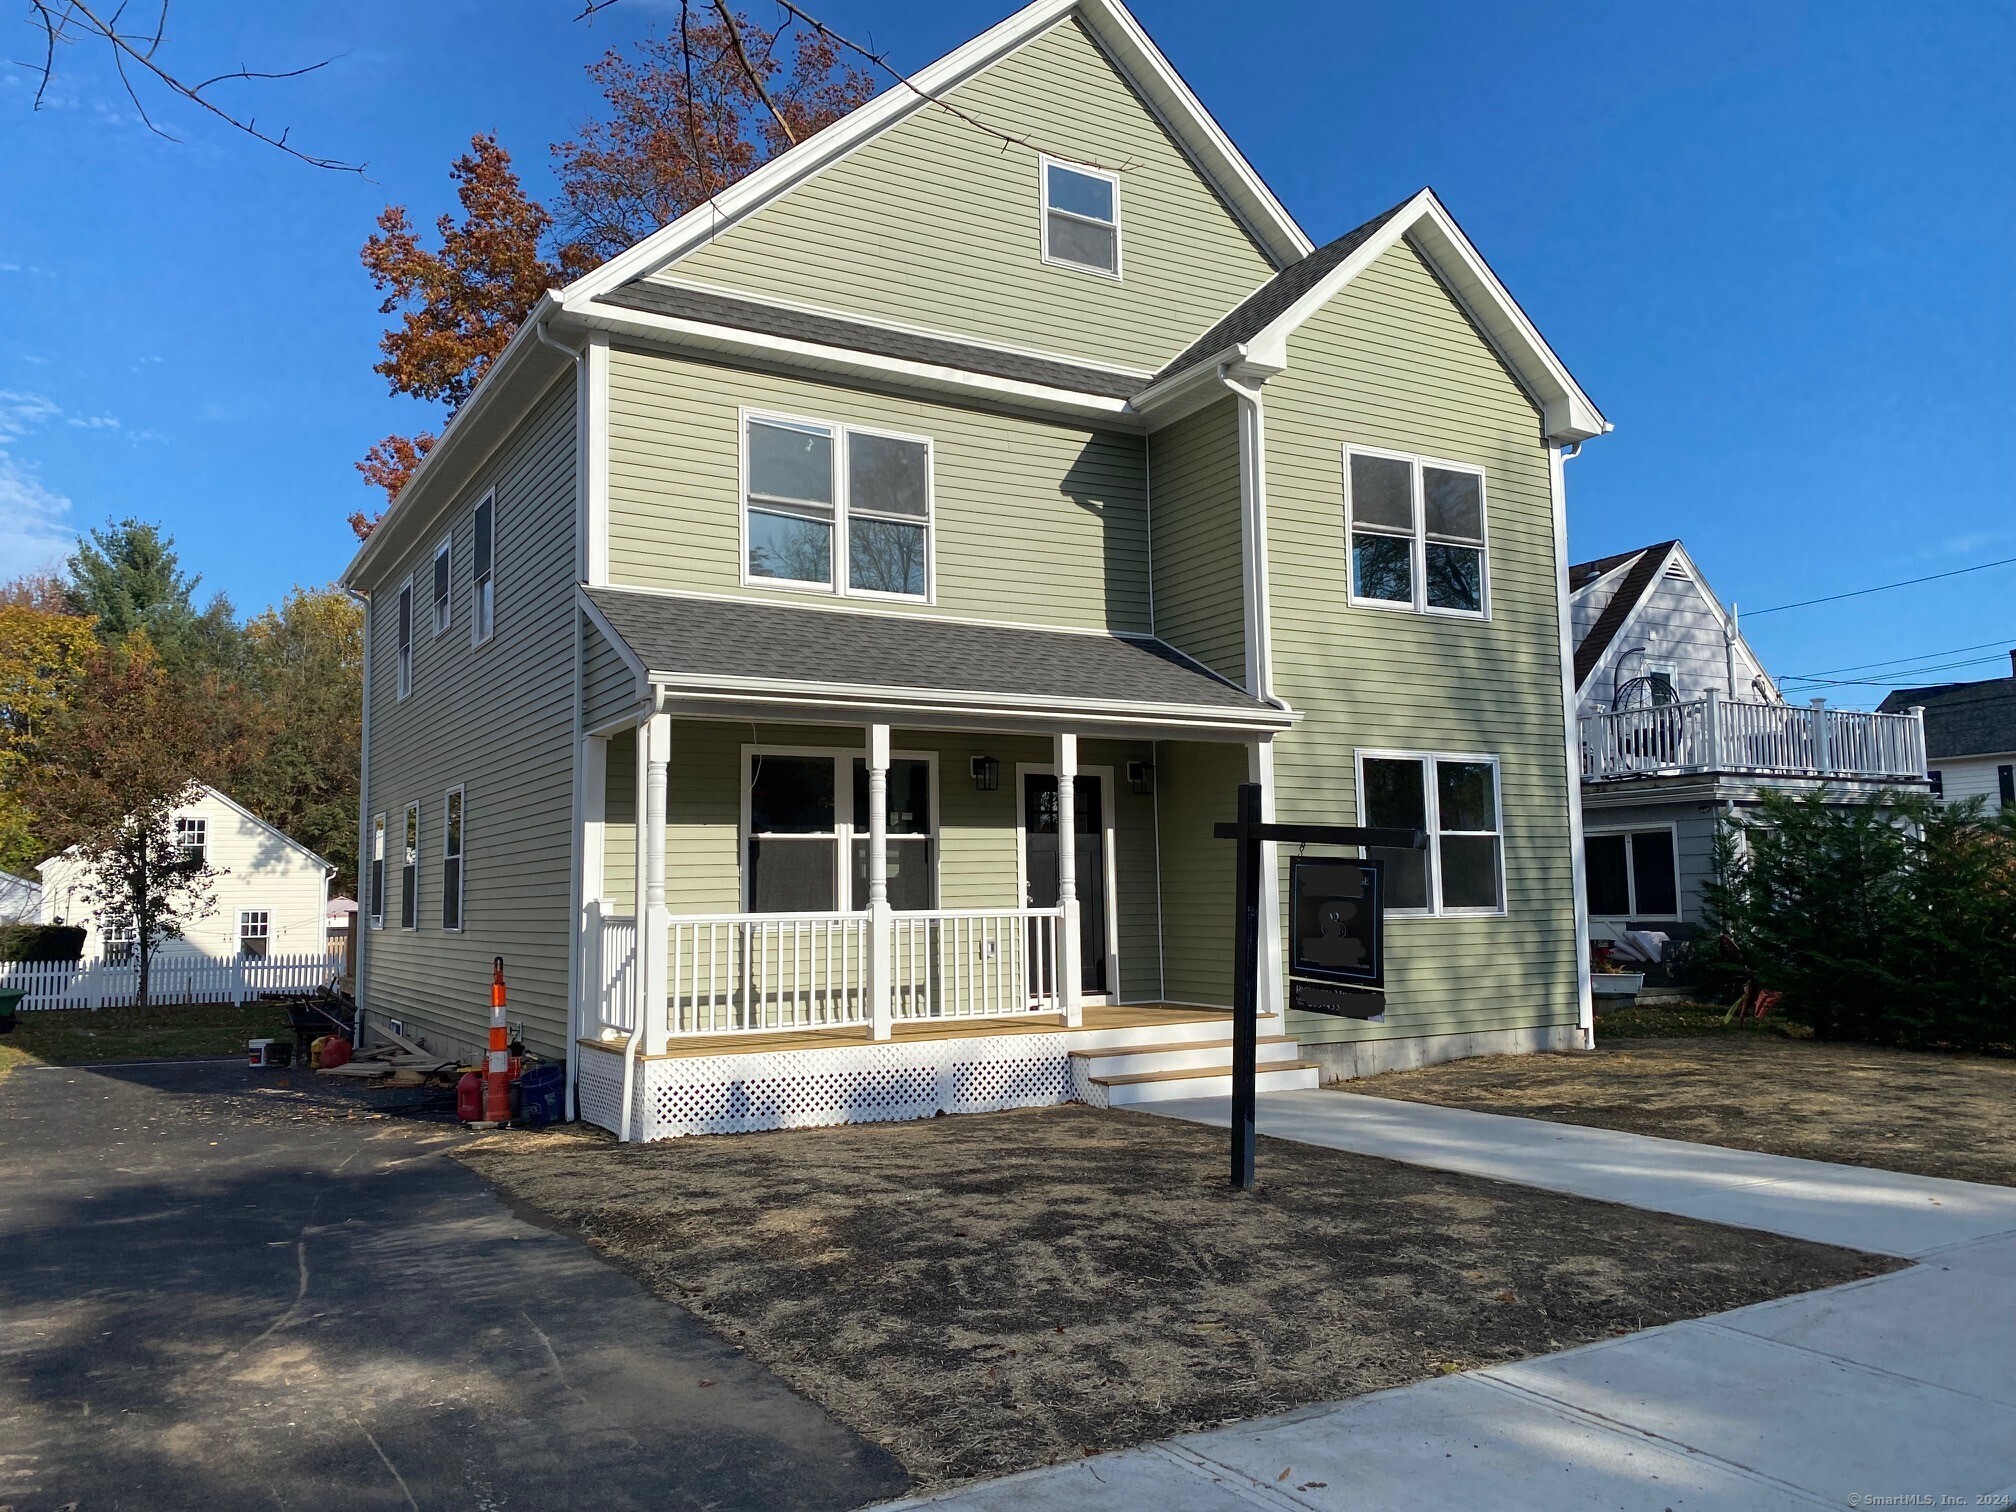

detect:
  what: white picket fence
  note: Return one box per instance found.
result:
[0,951,343,1011]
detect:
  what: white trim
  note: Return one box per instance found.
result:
[1218,370,1276,701]
[470,489,497,648]
[1577,542,1679,699]
[739,743,941,913]
[584,335,611,587]
[1039,155,1123,280]
[1341,443,1491,621]
[560,0,1307,306]
[1014,761,1122,1004]
[1551,445,1594,1043]
[1353,748,1508,919]
[430,534,453,638]
[1583,822,1683,922]
[394,575,414,701]
[442,784,467,933]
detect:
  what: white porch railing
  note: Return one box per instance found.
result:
[890,907,1064,1023]
[1583,695,1926,783]
[588,906,639,1038]
[669,912,873,1036]
[0,951,342,1012]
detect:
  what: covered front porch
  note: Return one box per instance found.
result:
[569,585,1304,1138]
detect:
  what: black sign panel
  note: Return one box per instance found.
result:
[1288,856,1385,1020]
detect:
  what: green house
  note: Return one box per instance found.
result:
[339,0,1609,1139]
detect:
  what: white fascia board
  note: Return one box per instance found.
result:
[342,292,572,591]
[570,299,1139,427]
[576,588,653,691]
[562,0,1309,304]
[1131,342,1285,427]
[1241,189,1610,445]
[1580,542,1679,697]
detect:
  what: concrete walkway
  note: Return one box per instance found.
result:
[884,1090,2016,1510]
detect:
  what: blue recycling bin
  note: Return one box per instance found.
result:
[517,1064,565,1127]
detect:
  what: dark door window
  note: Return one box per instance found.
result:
[1024,773,1107,994]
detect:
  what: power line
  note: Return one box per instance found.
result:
[1744,554,2016,617]
[1782,655,2013,689]
[1779,640,2014,680]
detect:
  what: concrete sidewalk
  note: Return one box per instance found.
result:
[884,1091,2016,1510]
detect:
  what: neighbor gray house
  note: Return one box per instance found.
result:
[1571,539,1928,941]
[1880,651,2016,815]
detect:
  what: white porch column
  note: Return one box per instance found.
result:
[1248,737,1284,1022]
[1702,686,1723,773]
[640,712,671,1051]
[1055,731,1082,1027]
[573,732,608,1054]
[865,723,894,1040]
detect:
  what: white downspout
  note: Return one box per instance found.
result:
[1552,441,1595,1048]
[351,587,372,1045]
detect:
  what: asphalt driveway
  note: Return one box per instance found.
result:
[0,1057,908,1512]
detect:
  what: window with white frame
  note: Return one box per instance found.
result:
[743,415,931,599]
[1041,158,1120,276]
[1584,829,1679,918]
[399,802,419,930]
[1344,448,1488,616]
[432,534,452,636]
[103,916,136,964]
[743,748,936,912]
[442,786,465,932]
[471,493,495,644]
[369,813,386,928]
[396,578,414,699]
[238,909,271,959]
[1357,751,1505,915]
[174,816,206,865]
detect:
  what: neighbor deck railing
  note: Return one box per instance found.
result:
[1582,694,1925,783]
[889,907,1063,1023]
[0,951,343,1012]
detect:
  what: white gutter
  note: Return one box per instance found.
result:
[1552,442,1595,1047]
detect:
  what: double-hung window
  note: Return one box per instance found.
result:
[238,909,270,959]
[104,917,136,964]
[471,493,495,645]
[1041,158,1120,276]
[1345,447,1488,616]
[1584,829,1679,918]
[442,786,465,932]
[744,748,936,912]
[743,415,932,600]
[174,817,206,865]
[369,814,386,928]
[396,578,414,699]
[432,534,452,636]
[399,802,419,930]
[1357,751,1505,916]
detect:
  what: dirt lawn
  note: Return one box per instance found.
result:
[459,1103,1893,1490]
[1351,1034,2016,1188]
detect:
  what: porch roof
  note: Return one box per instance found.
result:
[582,586,1292,732]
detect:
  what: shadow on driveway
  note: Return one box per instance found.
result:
[0,1059,908,1512]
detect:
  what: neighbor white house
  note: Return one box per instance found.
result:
[37,786,335,960]
[0,869,41,924]
[1880,651,2016,816]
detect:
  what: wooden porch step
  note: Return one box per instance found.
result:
[1089,1060,1322,1088]
[1090,1059,1324,1107]
[1069,1036,1297,1061]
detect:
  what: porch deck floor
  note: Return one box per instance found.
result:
[581,1003,1231,1061]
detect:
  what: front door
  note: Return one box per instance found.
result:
[1023,772,1110,997]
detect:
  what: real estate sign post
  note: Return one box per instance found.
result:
[1216,785,1424,1190]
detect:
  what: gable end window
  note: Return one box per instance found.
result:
[743,414,932,600]
[396,578,414,699]
[369,814,386,929]
[432,535,452,636]
[1356,751,1505,917]
[471,492,495,645]
[400,802,419,930]
[174,817,207,865]
[1344,447,1488,618]
[1041,158,1120,277]
[442,786,465,932]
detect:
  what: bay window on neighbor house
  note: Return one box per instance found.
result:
[432,533,452,636]
[1584,828,1680,919]
[744,748,936,912]
[174,816,206,865]
[396,577,414,699]
[471,492,495,645]
[441,786,464,932]
[399,803,419,930]
[743,414,933,600]
[1041,157,1121,275]
[1345,447,1488,617]
[1357,751,1505,916]
[369,813,385,928]
[238,909,270,959]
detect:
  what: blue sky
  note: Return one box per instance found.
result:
[2,0,2011,706]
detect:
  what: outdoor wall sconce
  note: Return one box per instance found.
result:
[970,755,1000,792]
[1127,760,1155,796]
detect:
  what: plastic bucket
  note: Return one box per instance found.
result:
[248,1038,273,1067]
[518,1065,565,1127]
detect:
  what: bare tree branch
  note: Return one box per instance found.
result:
[20,0,364,172]
[710,0,795,145]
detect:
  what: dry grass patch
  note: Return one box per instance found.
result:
[1352,1035,2016,1187]
[459,1104,1892,1489]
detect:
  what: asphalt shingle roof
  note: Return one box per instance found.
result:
[1570,542,1678,692]
[603,281,1146,400]
[1878,669,2016,759]
[584,587,1273,716]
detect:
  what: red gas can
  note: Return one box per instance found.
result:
[457,1070,485,1123]
[319,1036,353,1069]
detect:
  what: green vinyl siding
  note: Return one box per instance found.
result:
[655,18,1277,373]
[359,378,579,1058]
[1260,236,1577,1047]
[1146,396,1245,684]
[582,613,640,730]
[1153,738,1245,1007]
[607,345,1150,631]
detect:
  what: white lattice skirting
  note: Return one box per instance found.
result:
[577,1031,1081,1140]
